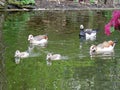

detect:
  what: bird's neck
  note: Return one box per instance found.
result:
[80,29,84,31]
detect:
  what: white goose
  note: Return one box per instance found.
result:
[46,53,61,60]
[90,40,116,55]
[79,25,97,41]
[28,34,48,46]
[14,50,29,58]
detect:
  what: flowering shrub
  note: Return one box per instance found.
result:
[105,10,120,35]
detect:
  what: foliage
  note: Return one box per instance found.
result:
[110,26,115,33]
[90,0,95,3]
[21,0,35,5]
[8,0,35,5]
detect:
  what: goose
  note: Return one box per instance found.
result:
[90,40,116,55]
[46,53,61,60]
[14,50,29,58]
[28,34,48,46]
[28,34,48,41]
[79,25,97,41]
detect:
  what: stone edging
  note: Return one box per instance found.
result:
[0,7,120,12]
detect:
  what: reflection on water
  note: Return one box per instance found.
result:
[28,44,47,56]
[90,52,115,60]
[14,43,48,64]
[2,10,120,90]
[46,54,69,66]
[15,57,21,64]
[0,13,7,90]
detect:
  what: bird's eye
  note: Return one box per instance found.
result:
[93,50,96,52]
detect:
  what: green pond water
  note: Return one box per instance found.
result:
[1,10,120,90]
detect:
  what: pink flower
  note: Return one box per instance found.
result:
[104,10,120,35]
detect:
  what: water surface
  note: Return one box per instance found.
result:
[1,10,120,90]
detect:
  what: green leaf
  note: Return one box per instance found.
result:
[110,26,115,33]
[90,0,94,3]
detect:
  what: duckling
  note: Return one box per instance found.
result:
[28,34,48,46]
[46,53,61,60]
[14,50,29,58]
[90,40,116,55]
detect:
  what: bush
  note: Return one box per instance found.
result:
[8,0,35,5]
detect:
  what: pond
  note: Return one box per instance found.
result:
[1,10,120,90]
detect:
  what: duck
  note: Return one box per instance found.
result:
[46,53,62,60]
[85,29,96,41]
[28,34,48,41]
[90,40,116,55]
[79,25,97,41]
[79,25,85,38]
[28,34,48,46]
[14,50,29,58]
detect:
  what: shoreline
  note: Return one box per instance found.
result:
[0,7,120,12]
